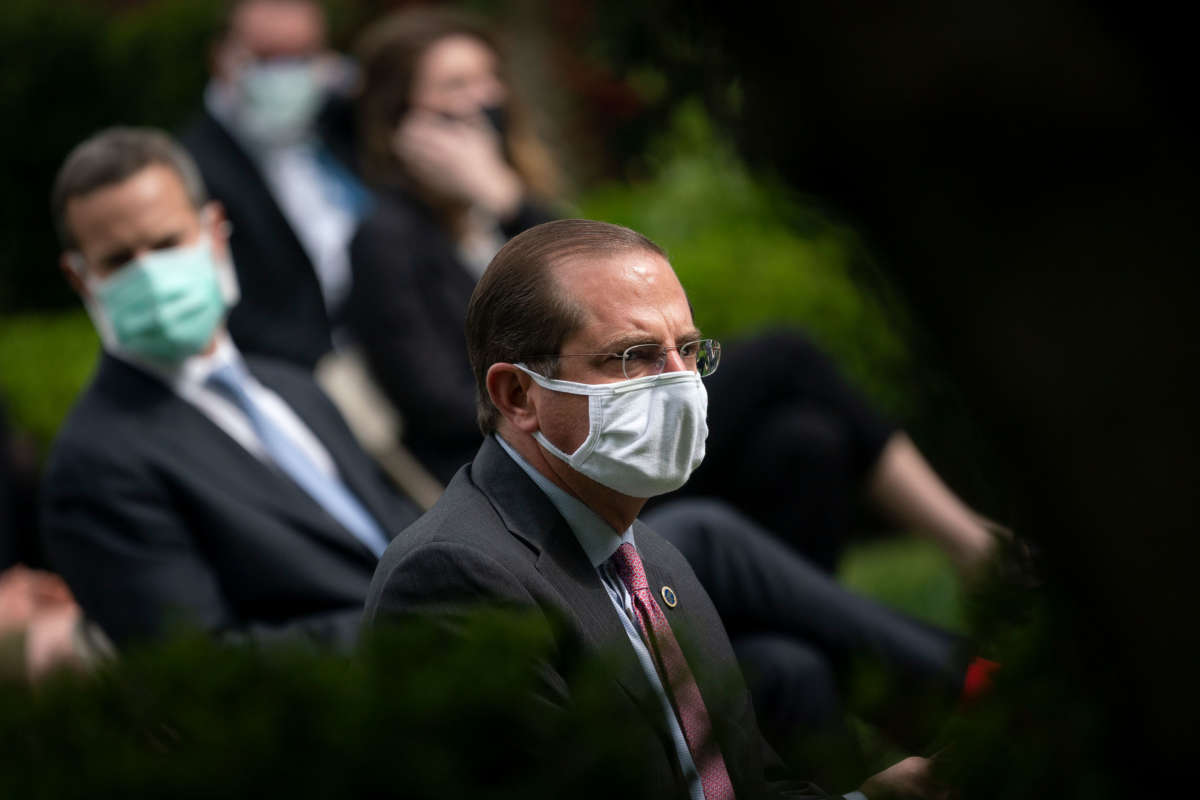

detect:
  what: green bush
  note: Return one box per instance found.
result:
[577,101,914,418]
[933,569,1120,800]
[0,612,662,798]
[0,310,98,451]
[840,538,964,632]
[0,0,223,312]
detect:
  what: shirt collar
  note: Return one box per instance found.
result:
[494,434,633,568]
[109,329,243,394]
[203,80,314,158]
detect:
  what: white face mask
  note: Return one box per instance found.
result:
[235,60,323,145]
[515,364,709,498]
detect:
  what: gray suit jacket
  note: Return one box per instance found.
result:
[363,436,828,799]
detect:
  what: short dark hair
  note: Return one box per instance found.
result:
[51,127,208,250]
[465,219,666,434]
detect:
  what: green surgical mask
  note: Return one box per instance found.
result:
[237,60,323,145]
[90,238,228,363]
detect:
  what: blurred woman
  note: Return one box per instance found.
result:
[347,8,558,483]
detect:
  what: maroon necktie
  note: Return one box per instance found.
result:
[609,542,736,800]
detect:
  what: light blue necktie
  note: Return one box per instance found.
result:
[206,363,389,558]
[314,146,371,219]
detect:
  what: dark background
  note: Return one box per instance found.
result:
[678,0,1200,789]
[3,0,1197,792]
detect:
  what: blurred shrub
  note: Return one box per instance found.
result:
[0,311,98,451]
[840,538,964,632]
[933,565,1121,799]
[0,0,223,312]
[577,101,913,418]
[0,611,662,799]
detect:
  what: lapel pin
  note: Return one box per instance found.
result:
[660,585,678,608]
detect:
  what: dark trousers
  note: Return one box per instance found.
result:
[666,330,896,572]
[643,498,964,776]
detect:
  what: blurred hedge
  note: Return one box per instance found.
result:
[933,565,1121,800]
[840,538,963,632]
[0,0,222,312]
[0,311,97,451]
[0,611,665,798]
[578,102,914,419]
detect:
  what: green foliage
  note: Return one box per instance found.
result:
[0,311,98,450]
[0,611,660,799]
[932,570,1122,799]
[577,101,913,417]
[101,0,223,131]
[0,0,224,312]
[839,538,965,632]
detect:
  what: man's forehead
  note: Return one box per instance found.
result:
[232,1,325,56]
[553,247,695,341]
[67,165,196,250]
[554,247,675,290]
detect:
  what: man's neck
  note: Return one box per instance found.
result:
[496,427,644,534]
[103,328,232,388]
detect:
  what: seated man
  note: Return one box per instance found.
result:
[364,219,940,799]
[42,128,422,648]
[181,0,367,368]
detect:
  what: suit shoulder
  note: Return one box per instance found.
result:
[178,109,236,153]
[632,520,694,572]
[244,354,323,395]
[46,362,152,471]
[351,192,442,264]
[392,469,511,552]
[377,466,542,586]
[364,469,541,621]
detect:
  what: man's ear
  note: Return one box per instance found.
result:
[59,252,87,299]
[210,36,239,84]
[487,363,539,433]
[204,201,232,259]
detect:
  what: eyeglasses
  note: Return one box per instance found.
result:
[534,339,721,380]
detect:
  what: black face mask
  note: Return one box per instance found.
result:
[429,105,512,162]
[432,105,507,138]
[481,104,508,140]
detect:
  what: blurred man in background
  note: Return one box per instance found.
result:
[42,127,420,648]
[181,0,368,369]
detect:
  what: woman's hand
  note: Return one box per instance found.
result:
[393,110,523,218]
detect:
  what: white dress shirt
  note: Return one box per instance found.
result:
[495,434,706,800]
[112,332,336,477]
[496,435,870,800]
[204,83,360,319]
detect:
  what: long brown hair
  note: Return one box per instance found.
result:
[354,6,559,201]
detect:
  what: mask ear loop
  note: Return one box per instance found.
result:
[67,251,120,350]
[66,251,88,278]
[201,211,241,309]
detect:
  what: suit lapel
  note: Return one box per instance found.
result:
[100,355,379,566]
[470,438,666,716]
[194,111,315,276]
[257,362,418,541]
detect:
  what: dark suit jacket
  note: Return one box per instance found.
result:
[180,109,335,370]
[345,189,555,483]
[41,353,421,648]
[363,436,827,799]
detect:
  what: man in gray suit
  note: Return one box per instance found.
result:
[363,219,938,799]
